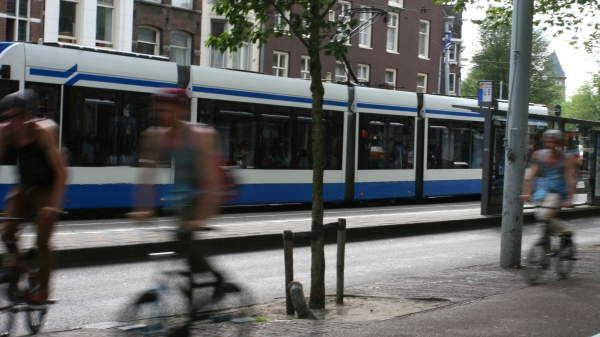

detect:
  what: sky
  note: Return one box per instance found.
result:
[459,4,598,99]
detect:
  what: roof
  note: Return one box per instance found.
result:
[551,52,566,79]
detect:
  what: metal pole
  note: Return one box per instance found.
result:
[443,19,452,96]
[283,230,295,315]
[437,54,443,94]
[336,218,346,305]
[499,81,503,100]
[500,0,534,268]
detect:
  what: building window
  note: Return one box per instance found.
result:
[96,0,113,47]
[301,56,311,80]
[357,64,369,85]
[418,20,430,58]
[272,52,288,77]
[58,0,77,43]
[170,31,191,66]
[334,1,351,45]
[449,73,456,94]
[417,73,427,93]
[172,0,191,9]
[335,62,347,82]
[231,42,250,70]
[5,0,30,42]
[137,27,159,55]
[210,21,225,68]
[358,8,371,48]
[388,0,403,7]
[449,43,457,61]
[386,13,398,52]
[274,11,289,32]
[385,68,396,89]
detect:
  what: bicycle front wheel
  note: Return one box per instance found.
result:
[0,306,13,337]
[26,306,47,333]
[525,244,550,284]
[556,242,576,279]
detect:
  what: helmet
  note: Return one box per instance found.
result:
[153,88,189,108]
[542,129,563,144]
[0,89,38,120]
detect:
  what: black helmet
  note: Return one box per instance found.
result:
[0,89,38,120]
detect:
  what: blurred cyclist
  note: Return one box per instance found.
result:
[129,88,229,296]
[0,89,67,306]
[521,129,575,252]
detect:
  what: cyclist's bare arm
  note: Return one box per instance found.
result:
[128,127,166,219]
[34,123,67,218]
[521,151,540,201]
[182,125,221,231]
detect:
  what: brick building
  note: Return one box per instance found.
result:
[261,0,463,95]
[0,0,42,42]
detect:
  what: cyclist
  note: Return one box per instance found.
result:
[0,89,67,306]
[129,88,229,297]
[521,129,575,253]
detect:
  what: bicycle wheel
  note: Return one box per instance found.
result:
[119,287,187,335]
[190,283,256,337]
[0,306,14,337]
[26,306,47,333]
[525,243,550,284]
[556,242,576,279]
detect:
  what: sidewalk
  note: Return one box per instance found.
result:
[25,204,600,337]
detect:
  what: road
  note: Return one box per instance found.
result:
[14,208,598,336]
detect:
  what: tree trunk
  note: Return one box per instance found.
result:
[307,27,326,309]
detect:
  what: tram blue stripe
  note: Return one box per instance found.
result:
[357,103,418,113]
[30,68,74,78]
[29,67,177,88]
[426,109,483,118]
[0,42,16,55]
[193,86,347,108]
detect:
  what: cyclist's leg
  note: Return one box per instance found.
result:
[2,186,27,253]
[32,187,56,297]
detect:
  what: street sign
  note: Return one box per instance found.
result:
[555,104,562,116]
[478,80,494,108]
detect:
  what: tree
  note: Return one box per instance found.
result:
[562,70,600,121]
[206,0,361,309]
[436,0,600,54]
[461,22,565,107]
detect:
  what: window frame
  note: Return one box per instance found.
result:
[384,68,396,89]
[449,43,457,62]
[388,0,403,8]
[171,0,192,9]
[449,73,456,94]
[137,26,160,55]
[209,21,226,68]
[274,11,290,33]
[335,62,347,82]
[418,19,430,59]
[272,51,289,77]
[358,7,372,48]
[95,0,114,48]
[6,0,30,42]
[417,73,427,93]
[170,31,192,66]
[300,56,311,80]
[58,0,78,43]
[357,64,370,85]
[386,13,398,53]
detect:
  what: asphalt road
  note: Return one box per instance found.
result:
[16,211,600,336]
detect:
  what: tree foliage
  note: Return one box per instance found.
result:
[461,22,565,107]
[562,71,600,121]
[206,0,360,310]
[436,0,600,53]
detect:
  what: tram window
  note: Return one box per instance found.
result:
[259,108,292,169]
[0,79,19,101]
[214,103,256,168]
[326,111,343,170]
[294,110,343,170]
[25,82,61,124]
[197,99,214,124]
[62,87,153,167]
[358,114,414,170]
[428,119,477,169]
[295,109,313,169]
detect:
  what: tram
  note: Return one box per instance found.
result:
[0,42,548,209]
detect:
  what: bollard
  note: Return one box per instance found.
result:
[336,218,346,305]
[283,230,295,315]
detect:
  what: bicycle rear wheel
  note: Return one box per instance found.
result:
[0,306,14,337]
[556,242,576,279]
[525,243,550,284]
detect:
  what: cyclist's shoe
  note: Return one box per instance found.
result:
[26,291,48,309]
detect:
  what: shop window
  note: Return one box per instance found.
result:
[358,114,414,170]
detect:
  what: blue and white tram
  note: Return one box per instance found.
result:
[0,42,550,209]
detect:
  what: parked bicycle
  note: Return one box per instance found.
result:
[0,213,64,336]
[118,228,255,336]
[525,224,576,284]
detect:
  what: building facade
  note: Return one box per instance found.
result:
[262,0,463,95]
[0,0,42,42]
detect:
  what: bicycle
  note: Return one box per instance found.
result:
[524,224,576,285]
[0,212,64,336]
[117,228,256,336]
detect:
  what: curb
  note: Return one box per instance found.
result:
[54,206,600,268]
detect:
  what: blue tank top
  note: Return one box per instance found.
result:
[532,149,567,201]
[161,124,200,210]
